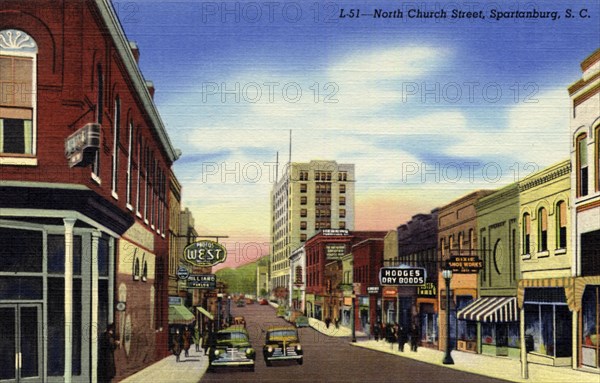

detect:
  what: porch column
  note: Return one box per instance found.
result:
[572,310,578,369]
[63,218,76,383]
[520,306,528,379]
[91,231,101,383]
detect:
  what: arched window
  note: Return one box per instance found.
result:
[596,125,600,192]
[522,213,531,254]
[0,29,38,161]
[111,96,121,196]
[556,201,567,249]
[576,133,588,197]
[538,207,548,252]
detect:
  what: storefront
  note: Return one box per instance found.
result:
[0,219,117,383]
[417,298,438,349]
[579,281,600,370]
[458,296,520,358]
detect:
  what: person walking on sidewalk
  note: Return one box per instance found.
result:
[183,326,192,357]
[193,327,201,352]
[373,321,381,341]
[171,329,182,362]
[409,322,420,352]
[386,322,397,350]
[98,323,120,383]
[397,324,407,352]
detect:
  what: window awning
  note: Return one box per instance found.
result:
[196,306,214,320]
[457,296,518,323]
[168,304,195,325]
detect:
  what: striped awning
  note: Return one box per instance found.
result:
[457,297,518,323]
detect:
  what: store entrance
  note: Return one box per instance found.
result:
[0,304,42,383]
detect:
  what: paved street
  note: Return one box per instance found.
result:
[199,304,509,383]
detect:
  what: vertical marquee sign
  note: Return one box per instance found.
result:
[183,240,227,267]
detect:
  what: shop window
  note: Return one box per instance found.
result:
[582,286,599,368]
[556,201,567,249]
[0,30,37,158]
[47,234,82,275]
[0,227,42,272]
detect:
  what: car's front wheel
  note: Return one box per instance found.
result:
[297,358,303,365]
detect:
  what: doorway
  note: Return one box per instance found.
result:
[0,304,42,382]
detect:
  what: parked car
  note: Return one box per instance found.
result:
[207,325,255,372]
[276,306,287,318]
[245,298,254,305]
[295,315,309,328]
[263,326,303,366]
[259,298,269,305]
[236,300,245,307]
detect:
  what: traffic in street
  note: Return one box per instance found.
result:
[199,303,510,383]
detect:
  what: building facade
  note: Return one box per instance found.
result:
[437,190,493,354]
[397,210,440,349]
[270,160,355,304]
[516,160,573,368]
[289,246,306,312]
[0,1,178,381]
[569,48,600,371]
[459,183,521,359]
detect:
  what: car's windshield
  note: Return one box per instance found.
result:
[268,330,297,339]
[217,332,248,341]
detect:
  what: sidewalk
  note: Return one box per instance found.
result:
[351,339,599,383]
[119,347,208,383]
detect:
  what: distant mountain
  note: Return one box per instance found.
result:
[216,255,269,295]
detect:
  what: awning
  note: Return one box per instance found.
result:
[457,297,518,323]
[168,304,195,325]
[196,306,214,320]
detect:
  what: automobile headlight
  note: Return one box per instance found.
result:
[246,348,254,355]
[214,349,221,356]
[295,344,302,351]
[267,346,273,353]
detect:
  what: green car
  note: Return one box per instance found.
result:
[276,306,287,318]
[207,325,255,372]
[263,326,303,366]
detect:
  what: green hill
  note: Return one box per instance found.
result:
[216,256,268,295]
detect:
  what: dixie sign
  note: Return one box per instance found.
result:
[379,267,426,286]
[183,240,227,267]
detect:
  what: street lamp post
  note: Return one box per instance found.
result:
[217,293,223,329]
[351,291,356,342]
[442,268,454,365]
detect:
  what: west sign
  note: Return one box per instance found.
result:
[183,240,227,267]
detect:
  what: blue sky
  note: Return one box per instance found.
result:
[114,0,599,268]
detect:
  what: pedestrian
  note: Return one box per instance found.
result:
[193,327,201,352]
[203,328,216,356]
[325,317,331,328]
[373,321,381,341]
[410,322,420,352]
[171,329,182,362]
[183,326,192,357]
[397,324,407,352]
[386,323,396,349]
[98,323,120,383]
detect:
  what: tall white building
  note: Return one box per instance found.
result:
[270,160,355,301]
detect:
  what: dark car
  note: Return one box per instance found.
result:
[259,298,269,305]
[263,326,303,366]
[207,325,255,372]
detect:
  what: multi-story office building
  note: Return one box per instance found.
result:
[0,1,179,381]
[568,48,600,371]
[270,160,355,302]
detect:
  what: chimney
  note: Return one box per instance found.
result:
[145,80,155,99]
[129,41,140,63]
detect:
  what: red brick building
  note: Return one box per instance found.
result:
[0,1,178,381]
[352,236,386,335]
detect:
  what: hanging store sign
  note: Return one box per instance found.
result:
[448,256,483,273]
[379,267,426,286]
[186,274,217,289]
[183,240,227,267]
[65,123,101,168]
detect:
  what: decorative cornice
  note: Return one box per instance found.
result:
[518,163,571,192]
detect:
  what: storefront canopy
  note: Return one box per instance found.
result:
[168,304,195,325]
[196,306,214,320]
[457,296,518,323]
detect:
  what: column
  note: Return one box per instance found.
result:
[63,218,76,383]
[520,306,528,379]
[91,231,101,383]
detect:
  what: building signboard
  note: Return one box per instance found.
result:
[64,122,101,167]
[322,229,350,236]
[367,286,380,294]
[186,274,217,289]
[448,255,483,273]
[379,267,426,286]
[183,240,227,267]
[325,243,347,260]
[417,282,437,297]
